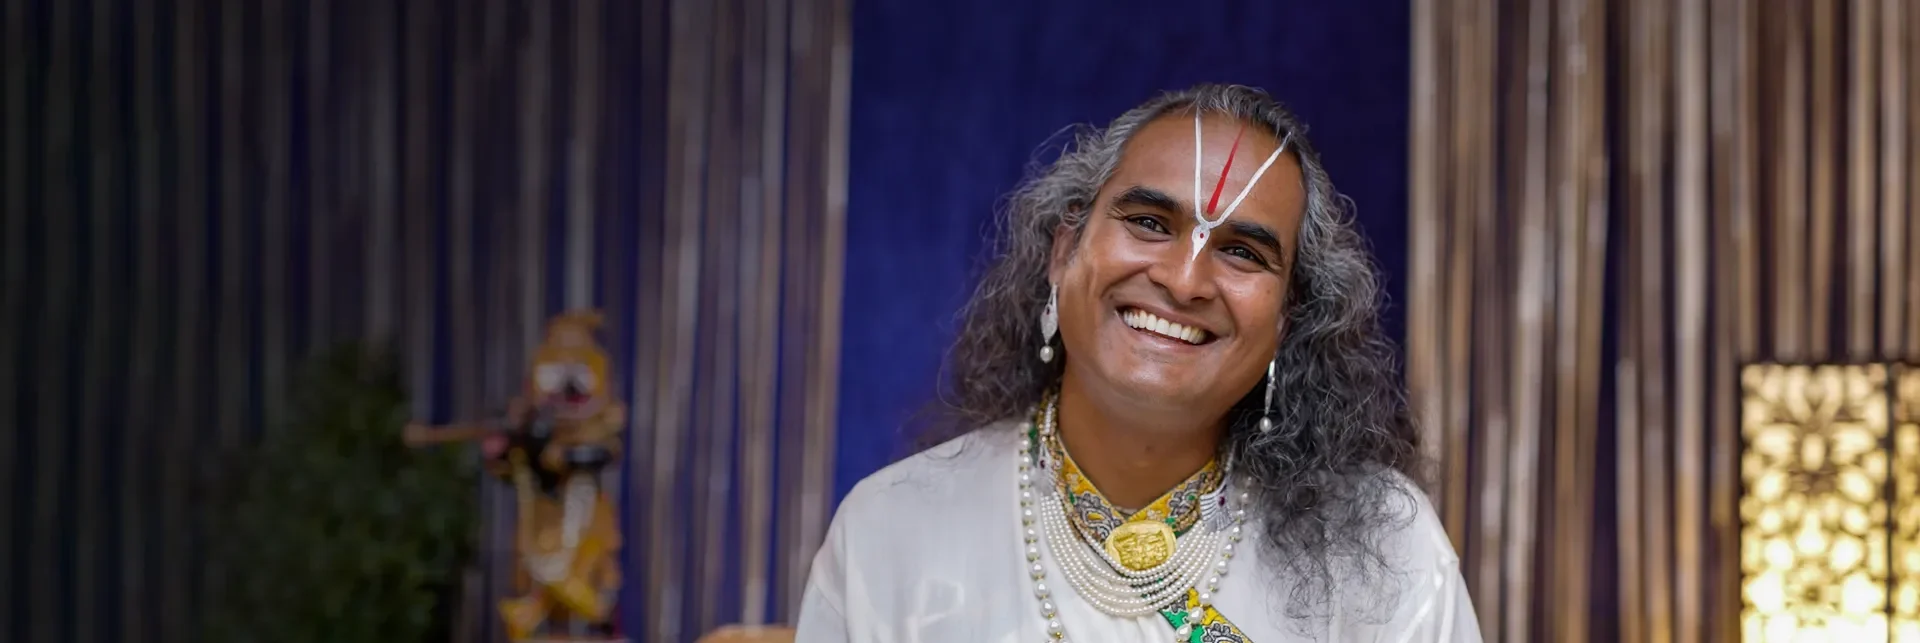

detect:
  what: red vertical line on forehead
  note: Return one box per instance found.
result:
[1204,126,1247,215]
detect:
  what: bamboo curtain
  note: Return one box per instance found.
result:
[1407,0,1609,639]
[0,1,851,642]
[1410,0,1920,641]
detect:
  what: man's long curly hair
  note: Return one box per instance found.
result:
[912,84,1425,620]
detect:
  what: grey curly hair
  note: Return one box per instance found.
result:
[915,84,1423,620]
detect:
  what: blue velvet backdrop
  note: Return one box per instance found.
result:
[836,0,1414,497]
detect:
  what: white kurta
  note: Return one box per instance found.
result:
[795,426,1482,643]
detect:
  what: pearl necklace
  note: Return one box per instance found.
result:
[1017,406,1248,642]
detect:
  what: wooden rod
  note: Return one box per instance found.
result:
[1775,0,1811,359]
[1633,0,1678,638]
[162,1,205,639]
[1880,0,1909,356]
[1616,0,1648,638]
[1440,0,1478,572]
[1847,0,1879,359]
[1808,0,1839,357]
[1673,0,1710,639]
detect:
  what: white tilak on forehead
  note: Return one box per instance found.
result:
[1188,110,1296,262]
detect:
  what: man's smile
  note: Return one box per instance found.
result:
[1119,306,1215,345]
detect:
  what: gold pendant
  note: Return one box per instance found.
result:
[1103,521,1176,571]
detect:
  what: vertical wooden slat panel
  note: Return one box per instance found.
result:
[261,0,291,443]
[1728,2,1760,637]
[1564,0,1608,638]
[1881,0,1908,357]
[732,0,766,623]
[1608,5,1647,641]
[1460,0,1506,635]
[448,0,478,421]
[163,0,206,638]
[1439,0,1477,573]
[519,0,550,350]
[1906,0,1920,358]
[305,0,332,353]
[1616,149,1646,643]
[518,0,557,634]
[403,0,435,417]
[1549,0,1581,631]
[121,2,163,639]
[777,0,822,614]
[367,0,399,341]
[696,0,741,630]
[622,0,668,629]
[653,0,713,635]
[1775,0,1810,358]
[77,0,121,637]
[72,1,109,638]
[1731,1,1760,361]
[1407,0,1445,515]
[0,2,859,639]
[1418,2,1920,640]
[1574,0,1609,638]
[478,3,516,642]
[740,0,789,624]
[627,0,668,626]
[1846,0,1879,359]
[216,0,249,452]
[1672,0,1710,639]
[567,0,602,310]
[1548,0,1605,638]
[1807,0,1838,356]
[1631,0,1676,639]
[801,0,852,619]
[1706,0,1754,638]
[441,4,484,635]
[1505,0,1551,638]
[30,2,76,641]
[786,0,847,614]
[0,0,25,625]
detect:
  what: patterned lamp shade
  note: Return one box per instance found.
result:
[1739,363,1920,641]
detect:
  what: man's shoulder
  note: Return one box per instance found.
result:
[834,422,1022,521]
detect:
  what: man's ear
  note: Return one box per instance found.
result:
[1047,220,1077,285]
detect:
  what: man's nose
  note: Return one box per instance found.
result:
[1150,253,1221,304]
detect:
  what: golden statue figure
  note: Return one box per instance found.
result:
[406,310,628,643]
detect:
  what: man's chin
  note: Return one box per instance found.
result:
[1093,366,1209,411]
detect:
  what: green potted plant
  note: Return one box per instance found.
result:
[200,343,479,643]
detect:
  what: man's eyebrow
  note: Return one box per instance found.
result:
[1111,185,1190,216]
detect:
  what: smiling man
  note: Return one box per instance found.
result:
[795,85,1480,642]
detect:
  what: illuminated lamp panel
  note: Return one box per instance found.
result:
[1739,364,1892,643]
[1895,366,1920,643]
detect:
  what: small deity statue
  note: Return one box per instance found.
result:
[406,310,627,643]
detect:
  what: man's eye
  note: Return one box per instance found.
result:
[1128,215,1169,234]
[1224,246,1268,266]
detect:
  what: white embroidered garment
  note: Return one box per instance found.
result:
[795,426,1483,643]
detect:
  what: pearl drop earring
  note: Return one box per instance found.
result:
[1257,358,1278,433]
[1039,283,1059,363]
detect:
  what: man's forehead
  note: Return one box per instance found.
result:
[1109,115,1301,212]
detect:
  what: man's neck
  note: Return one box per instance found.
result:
[1054,377,1225,510]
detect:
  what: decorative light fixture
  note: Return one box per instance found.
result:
[1740,363,1920,642]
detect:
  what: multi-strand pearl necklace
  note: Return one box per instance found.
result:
[1017,400,1249,642]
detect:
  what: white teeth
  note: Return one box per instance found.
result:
[1122,308,1208,345]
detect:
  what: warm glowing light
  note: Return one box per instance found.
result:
[1741,364,1920,642]
[1896,367,1920,643]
